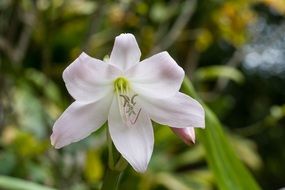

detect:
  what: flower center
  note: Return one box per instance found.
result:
[114,77,129,93]
[113,77,141,126]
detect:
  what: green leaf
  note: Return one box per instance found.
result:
[0,175,56,190]
[181,77,261,190]
[154,172,192,190]
[195,66,245,84]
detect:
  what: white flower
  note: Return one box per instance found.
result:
[51,33,205,172]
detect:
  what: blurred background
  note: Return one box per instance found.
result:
[0,0,285,189]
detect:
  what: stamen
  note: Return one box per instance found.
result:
[113,77,141,126]
[119,94,141,125]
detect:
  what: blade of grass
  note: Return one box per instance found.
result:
[181,77,261,190]
[195,65,245,84]
[0,175,56,190]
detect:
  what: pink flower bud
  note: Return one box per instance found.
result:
[171,127,195,145]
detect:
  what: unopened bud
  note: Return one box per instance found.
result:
[171,127,195,145]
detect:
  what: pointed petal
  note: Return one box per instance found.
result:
[171,127,195,145]
[51,95,113,149]
[138,92,205,129]
[109,33,141,71]
[63,52,120,103]
[108,96,154,173]
[126,51,184,99]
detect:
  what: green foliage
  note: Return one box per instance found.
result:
[195,65,245,84]
[200,111,260,190]
[0,175,56,190]
[1,0,284,189]
[181,78,261,190]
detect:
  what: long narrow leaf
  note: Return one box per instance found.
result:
[195,66,245,84]
[181,77,261,190]
[0,175,56,190]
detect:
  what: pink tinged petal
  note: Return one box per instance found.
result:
[127,52,185,99]
[171,127,195,145]
[108,96,154,173]
[138,92,205,129]
[51,94,113,149]
[63,52,120,103]
[109,33,141,71]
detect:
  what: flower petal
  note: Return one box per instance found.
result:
[108,96,154,173]
[138,92,205,129]
[109,33,141,71]
[171,127,195,145]
[63,52,120,103]
[51,94,113,149]
[126,52,184,98]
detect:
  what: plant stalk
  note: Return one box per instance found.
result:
[100,129,128,190]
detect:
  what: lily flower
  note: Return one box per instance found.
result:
[51,33,205,172]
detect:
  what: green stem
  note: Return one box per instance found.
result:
[114,156,128,170]
[101,128,128,190]
[107,130,115,170]
[100,167,122,190]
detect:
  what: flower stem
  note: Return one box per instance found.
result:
[100,129,128,190]
[100,167,122,190]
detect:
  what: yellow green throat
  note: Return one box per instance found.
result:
[114,77,130,93]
